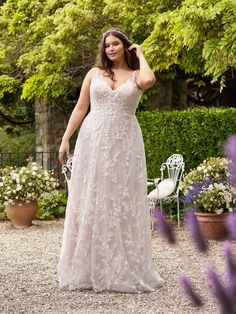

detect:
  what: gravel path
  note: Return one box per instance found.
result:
[0,219,232,314]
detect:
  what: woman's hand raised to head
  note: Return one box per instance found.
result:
[129,43,156,90]
[128,44,143,58]
[59,140,70,166]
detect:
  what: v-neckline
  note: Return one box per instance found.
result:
[98,70,134,92]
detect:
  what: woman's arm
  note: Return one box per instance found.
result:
[58,68,96,165]
[128,44,156,90]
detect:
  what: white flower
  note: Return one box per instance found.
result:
[0,163,57,203]
[16,185,22,191]
[216,208,224,214]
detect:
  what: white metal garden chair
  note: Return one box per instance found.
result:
[147,154,185,228]
[61,157,73,190]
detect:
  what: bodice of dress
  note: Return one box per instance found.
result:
[90,69,143,116]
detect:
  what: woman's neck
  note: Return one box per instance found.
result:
[111,60,128,70]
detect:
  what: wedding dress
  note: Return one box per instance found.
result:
[58,69,164,293]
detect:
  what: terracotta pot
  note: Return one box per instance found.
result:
[194,212,228,240]
[6,199,38,229]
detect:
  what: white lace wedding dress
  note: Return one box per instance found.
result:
[58,69,164,293]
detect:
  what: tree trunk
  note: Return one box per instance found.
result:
[149,79,173,110]
[34,99,65,171]
[178,79,188,108]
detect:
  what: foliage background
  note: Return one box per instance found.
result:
[0,0,235,121]
[138,108,236,178]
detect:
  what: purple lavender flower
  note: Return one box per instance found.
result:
[181,182,204,205]
[223,241,236,298]
[153,207,175,244]
[207,267,234,314]
[181,179,212,206]
[225,212,236,240]
[185,210,208,253]
[225,135,236,188]
[179,275,203,307]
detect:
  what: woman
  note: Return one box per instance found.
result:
[58,28,164,293]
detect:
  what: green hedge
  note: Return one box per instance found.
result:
[137,108,236,178]
[0,127,35,152]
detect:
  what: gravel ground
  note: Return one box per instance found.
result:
[0,219,233,314]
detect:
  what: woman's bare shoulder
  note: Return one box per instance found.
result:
[86,67,99,79]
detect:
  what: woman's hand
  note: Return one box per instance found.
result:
[128,44,143,58]
[59,140,70,165]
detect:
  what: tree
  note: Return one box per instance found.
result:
[104,0,236,107]
[0,0,108,109]
[0,0,110,162]
[1,0,236,156]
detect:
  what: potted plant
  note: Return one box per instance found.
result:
[0,162,58,228]
[181,157,236,240]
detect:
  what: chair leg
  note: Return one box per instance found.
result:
[177,198,180,228]
[148,199,155,231]
[160,200,163,212]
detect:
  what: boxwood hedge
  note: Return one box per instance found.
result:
[137,108,236,178]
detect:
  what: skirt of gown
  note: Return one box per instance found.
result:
[57,108,164,293]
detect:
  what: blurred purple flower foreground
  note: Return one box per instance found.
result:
[223,241,236,299]
[178,135,236,312]
[225,212,236,240]
[225,135,236,189]
[207,265,236,314]
[179,276,203,307]
[153,207,175,244]
[185,210,208,253]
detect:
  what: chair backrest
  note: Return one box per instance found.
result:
[62,157,73,188]
[160,154,185,194]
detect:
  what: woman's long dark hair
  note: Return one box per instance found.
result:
[95,28,140,81]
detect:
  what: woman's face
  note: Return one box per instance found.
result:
[104,35,125,62]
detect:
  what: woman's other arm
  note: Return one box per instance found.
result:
[58,68,96,165]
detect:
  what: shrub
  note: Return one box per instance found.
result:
[36,191,67,220]
[0,203,6,220]
[0,162,58,204]
[0,127,35,153]
[181,157,235,214]
[137,108,236,179]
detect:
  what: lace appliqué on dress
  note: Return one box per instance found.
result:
[58,69,164,293]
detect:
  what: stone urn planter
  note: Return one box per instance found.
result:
[194,212,228,240]
[6,199,39,229]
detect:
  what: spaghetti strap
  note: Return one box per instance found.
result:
[96,67,100,77]
[131,70,137,82]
